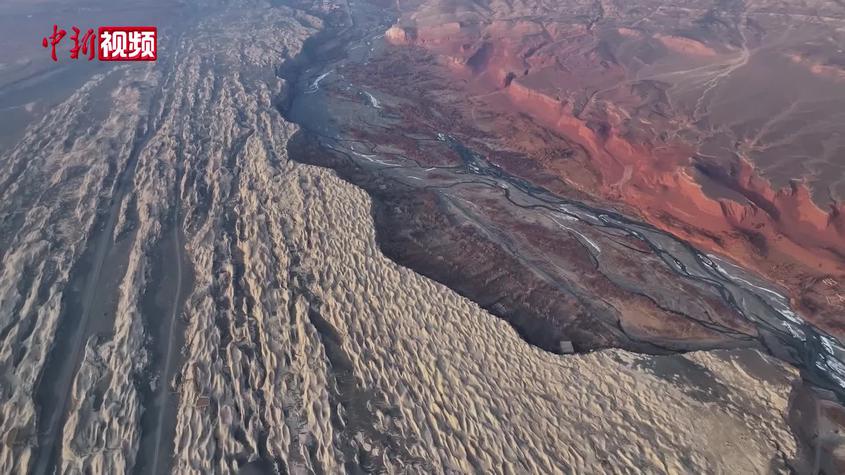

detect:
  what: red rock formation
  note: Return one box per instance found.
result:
[385,26,415,44]
[378,7,845,336]
[655,34,718,57]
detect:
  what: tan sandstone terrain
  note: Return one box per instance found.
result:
[0,0,835,473]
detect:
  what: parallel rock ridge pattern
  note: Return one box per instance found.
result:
[0,0,803,474]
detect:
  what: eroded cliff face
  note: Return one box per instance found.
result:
[0,0,812,473]
[380,0,845,337]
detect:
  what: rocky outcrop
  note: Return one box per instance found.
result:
[380,0,845,337]
[0,0,836,473]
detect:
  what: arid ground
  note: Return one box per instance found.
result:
[0,0,843,473]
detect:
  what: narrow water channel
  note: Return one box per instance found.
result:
[277,0,845,402]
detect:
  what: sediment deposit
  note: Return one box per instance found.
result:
[0,0,833,473]
[381,0,845,338]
